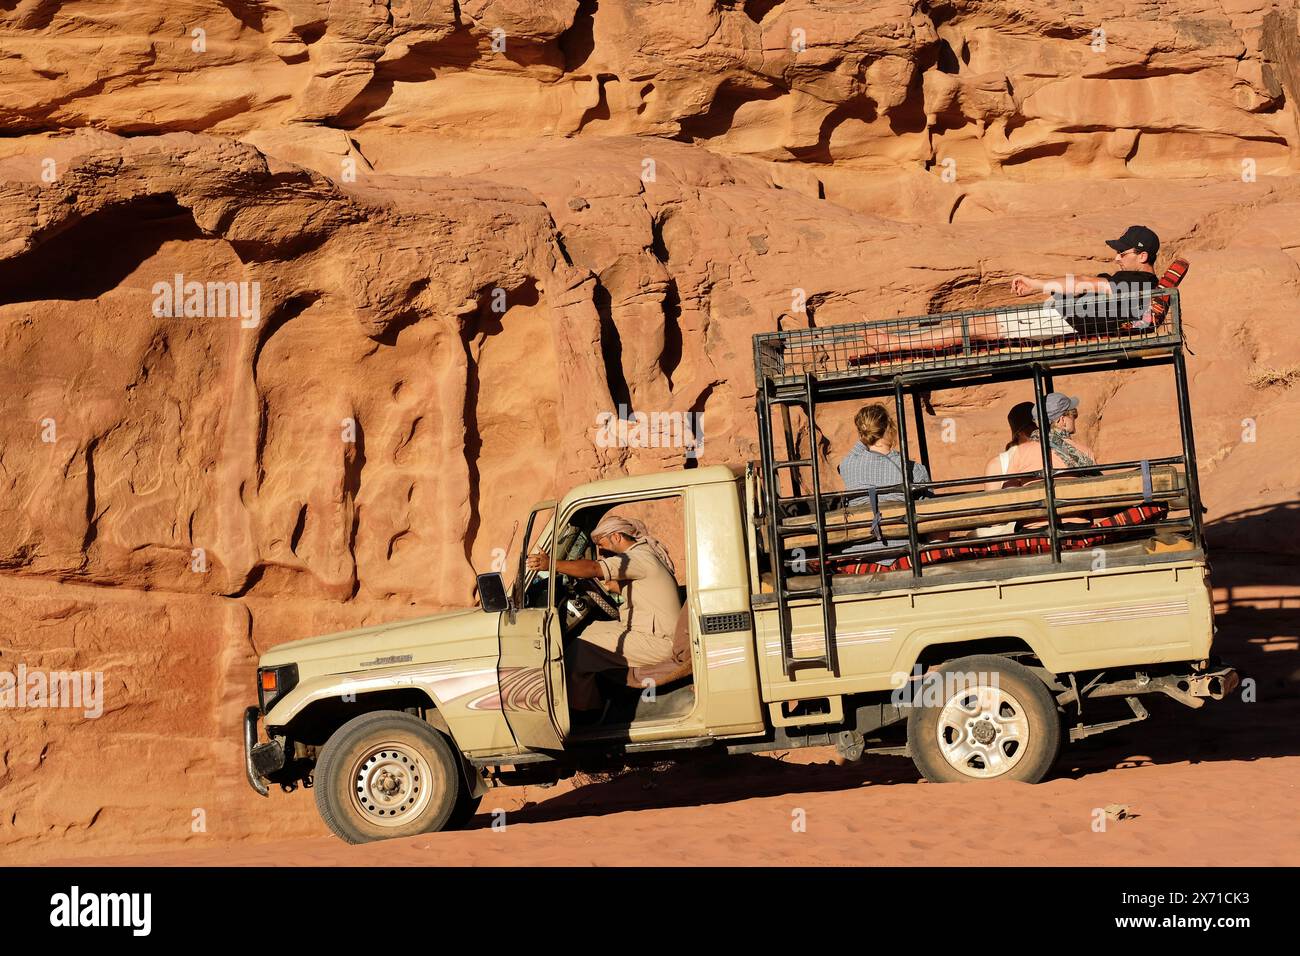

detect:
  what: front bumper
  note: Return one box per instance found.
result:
[243,705,286,797]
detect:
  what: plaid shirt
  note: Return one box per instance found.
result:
[839,444,932,507]
[837,444,932,561]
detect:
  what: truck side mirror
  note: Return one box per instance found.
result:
[477,572,510,613]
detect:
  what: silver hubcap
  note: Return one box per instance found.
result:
[936,684,1031,779]
[349,742,434,827]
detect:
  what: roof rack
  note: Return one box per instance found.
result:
[755,288,1183,397]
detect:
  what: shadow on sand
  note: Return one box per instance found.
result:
[463,749,922,830]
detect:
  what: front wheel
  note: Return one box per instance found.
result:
[315,711,469,844]
[907,655,1062,783]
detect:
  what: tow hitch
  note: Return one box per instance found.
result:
[1082,665,1240,710]
[1183,668,1240,701]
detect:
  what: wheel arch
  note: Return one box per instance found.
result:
[903,632,1066,692]
[277,687,441,747]
[279,688,487,798]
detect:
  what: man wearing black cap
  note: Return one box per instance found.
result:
[850,225,1162,358]
[1010,225,1160,333]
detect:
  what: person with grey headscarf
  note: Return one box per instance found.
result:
[526,513,682,719]
[998,392,1097,486]
[992,392,1099,536]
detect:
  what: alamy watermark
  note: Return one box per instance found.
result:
[1042,277,1152,320]
[0,665,103,718]
[595,405,704,459]
[889,665,1000,708]
[50,886,150,936]
[152,273,261,328]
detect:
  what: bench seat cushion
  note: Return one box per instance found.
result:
[828,503,1169,575]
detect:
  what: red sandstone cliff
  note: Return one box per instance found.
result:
[1,0,1298,860]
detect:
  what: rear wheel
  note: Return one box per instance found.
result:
[447,788,483,830]
[315,711,468,844]
[907,655,1062,784]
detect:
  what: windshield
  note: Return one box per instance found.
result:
[556,523,591,562]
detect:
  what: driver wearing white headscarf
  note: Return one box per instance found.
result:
[526,513,682,717]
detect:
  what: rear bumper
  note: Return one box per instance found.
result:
[243,705,286,797]
[1088,663,1239,709]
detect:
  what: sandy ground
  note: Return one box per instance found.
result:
[52,754,1300,868]
[45,554,1300,868]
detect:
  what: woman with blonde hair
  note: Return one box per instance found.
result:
[839,404,932,506]
[837,403,935,565]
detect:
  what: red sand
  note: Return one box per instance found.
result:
[50,755,1300,867]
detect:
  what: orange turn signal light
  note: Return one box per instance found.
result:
[260,671,278,692]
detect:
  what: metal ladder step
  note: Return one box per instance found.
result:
[784,587,824,599]
[787,656,834,673]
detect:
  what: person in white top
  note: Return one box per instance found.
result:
[978,395,1097,537]
[983,401,1036,492]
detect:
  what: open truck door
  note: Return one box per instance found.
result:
[495,502,571,750]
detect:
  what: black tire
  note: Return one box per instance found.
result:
[315,710,467,844]
[907,654,1062,784]
[446,788,484,831]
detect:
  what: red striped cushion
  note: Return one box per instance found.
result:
[1159,257,1190,288]
[1140,257,1189,327]
[823,503,1169,575]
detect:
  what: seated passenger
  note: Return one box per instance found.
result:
[838,404,935,564]
[977,401,1037,537]
[983,401,1037,491]
[526,514,681,723]
[1000,392,1096,487]
[998,393,1096,533]
[840,403,932,506]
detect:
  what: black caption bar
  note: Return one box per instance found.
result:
[0,866,1282,941]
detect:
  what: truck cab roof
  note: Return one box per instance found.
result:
[558,463,741,510]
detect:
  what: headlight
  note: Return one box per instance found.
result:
[257,664,299,714]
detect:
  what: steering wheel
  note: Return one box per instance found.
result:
[560,575,621,631]
[574,575,621,618]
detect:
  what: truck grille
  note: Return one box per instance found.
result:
[700,611,752,634]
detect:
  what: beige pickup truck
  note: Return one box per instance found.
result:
[245,290,1238,843]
